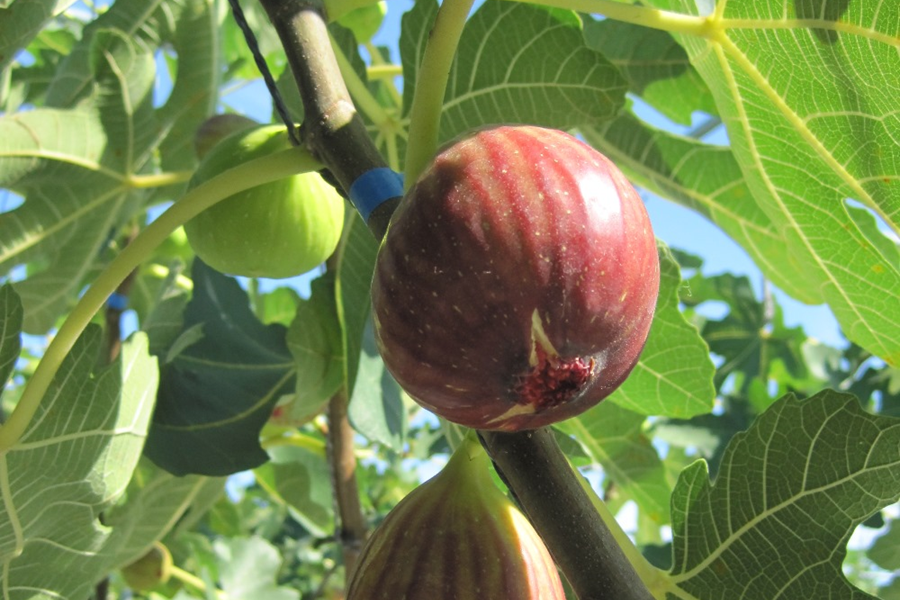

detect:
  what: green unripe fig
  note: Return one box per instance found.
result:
[121,542,172,591]
[184,124,345,279]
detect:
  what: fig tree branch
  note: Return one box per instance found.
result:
[260,3,655,598]
[257,0,398,239]
[326,388,368,579]
[479,429,655,600]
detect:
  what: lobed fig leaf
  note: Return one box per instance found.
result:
[372,125,660,430]
[184,124,345,279]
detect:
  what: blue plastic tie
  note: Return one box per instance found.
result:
[349,168,404,221]
[107,292,129,311]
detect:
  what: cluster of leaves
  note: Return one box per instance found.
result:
[1,1,898,599]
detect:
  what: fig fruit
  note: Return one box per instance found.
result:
[372,125,659,430]
[184,124,345,279]
[121,542,172,591]
[346,435,564,599]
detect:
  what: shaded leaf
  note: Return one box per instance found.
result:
[145,261,294,476]
[348,320,406,451]
[104,457,225,570]
[868,518,900,572]
[214,537,300,600]
[582,17,716,124]
[254,444,333,538]
[284,273,343,425]
[334,212,379,399]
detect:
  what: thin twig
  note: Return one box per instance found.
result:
[326,388,368,580]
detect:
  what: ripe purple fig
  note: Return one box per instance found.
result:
[346,435,565,599]
[372,125,659,430]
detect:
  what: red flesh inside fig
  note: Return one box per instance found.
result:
[372,125,660,430]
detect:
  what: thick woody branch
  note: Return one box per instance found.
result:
[257,0,398,239]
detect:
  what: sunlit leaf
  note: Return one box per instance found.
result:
[665,391,900,599]
[0,325,157,599]
[644,0,900,365]
[401,1,627,144]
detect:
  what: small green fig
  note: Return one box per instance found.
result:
[346,435,565,599]
[184,125,345,279]
[194,113,259,160]
[121,542,172,591]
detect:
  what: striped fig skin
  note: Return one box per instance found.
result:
[372,125,659,430]
[346,439,564,599]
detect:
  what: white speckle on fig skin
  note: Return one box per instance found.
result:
[372,126,660,431]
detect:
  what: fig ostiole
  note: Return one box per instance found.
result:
[372,125,660,431]
[184,124,345,279]
[346,434,565,599]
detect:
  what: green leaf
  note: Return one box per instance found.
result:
[608,243,715,418]
[0,328,158,600]
[0,284,23,393]
[104,457,225,570]
[1,28,155,333]
[254,444,333,538]
[284,273,343,425]
[558,401,671,525]
[348,320,406,451]
[401,1,627,144]
[214,537,300,600]
[0,0,74,71]
[665,391,900,599]
[645,0,900,366]
[582,17,716,124]
[334,212,380,400]
[694,273,808,391]
[581,113,814,303]
[145,261,295,476]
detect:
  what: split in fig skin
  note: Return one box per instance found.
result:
[372,125,660,431]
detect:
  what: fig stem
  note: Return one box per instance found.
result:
[479,429,656,600]
[403,0,475,188]
[258,0,399,238]
[513,0,713,37]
